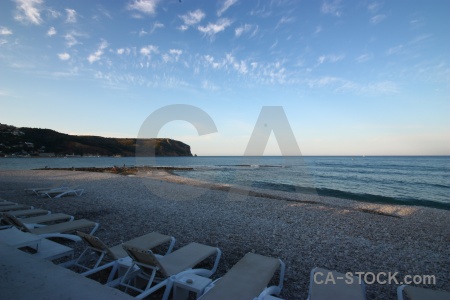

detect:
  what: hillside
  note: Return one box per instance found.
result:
[0,124,192,157]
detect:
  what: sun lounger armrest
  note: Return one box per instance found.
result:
[89,222,99,235]
[255,259,285,300]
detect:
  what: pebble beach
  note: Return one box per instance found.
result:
[0,169,449,300]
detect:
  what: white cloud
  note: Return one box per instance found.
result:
[64,31,87,48]
[367,2,381,13]
[138,22,164,36]
[370,14,386,24]
[321,0,342,17]
[0,27,13,35]
[355,53,372,63]
[317,54,345,64]
[217,0,238,17]
[179,9,205,28]
[307,76,398,95]
[235,24,252,37]
[276,16,295,29]
[14,0,43,25]
[198,18,232,38]
[65,8,77,23]
[46,8,61,19]
[314,26,322,34]
[140,45,158,57]
[138,29,148,36]
[150,21,164,33]
[87,39,108,64]
[47,26,56,36]
[386,45,403,55]
[58,52,70,60]
[127,0,159,16]
[162,49,183,63]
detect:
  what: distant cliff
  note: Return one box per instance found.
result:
[0,123,192,157]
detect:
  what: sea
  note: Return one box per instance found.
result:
[0,156,449,210]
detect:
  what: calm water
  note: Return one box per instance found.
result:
[1,156,449,209]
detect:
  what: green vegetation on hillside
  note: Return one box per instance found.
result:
[0,123,192,157]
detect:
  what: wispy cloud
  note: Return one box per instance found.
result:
[140,45,158,57]
[64,31,87,48]
[307,76,398,95]
[235,24,248,37]
[370,14,386,24]
[179,9,205,31]
[235,24,255,37]
[139,22,164,36]
[162,49,182,63]
[321,0,343,17]
[46,8,61,19]
[217,0,238,17]
[355,53,372,63]
[0,27,13,35]
[386,44,403,55]
[47,26,56,36]
[198,18,232,38]
[367,2,381,13]
[276,16,296,29]
[127,0,159,16]
[14,0,43,25]
[313,26,322,35]
[88,39,108,64]
[317,54,345,64]
[116,47,135,56]
[58,52,70,60]
[65,8,77,23]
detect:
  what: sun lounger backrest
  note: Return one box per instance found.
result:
[2,213,31,232]
[76,231,117,258]
[199,252,281,300]
[122,245,167,275]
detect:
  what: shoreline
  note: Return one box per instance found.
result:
[0,170,449,299]
[31,166,450,211]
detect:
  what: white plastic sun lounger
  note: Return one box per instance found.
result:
[18,213,74,228]
[108,242,221,300]
[2,213,98,242]
[0,227,74,261]
[25,186,68,195]
[0,205,34,212]
[307,267,366,300]
[198,252,285,300]
[0,200,18,206]
[67,231,176,281]
[38,188,84,198]
[7,208,50,218]
[397,285,450,300]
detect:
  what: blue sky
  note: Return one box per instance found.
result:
[0,0,449,156]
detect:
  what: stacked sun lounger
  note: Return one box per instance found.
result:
[1,199,99,262]
[25,186,84,198]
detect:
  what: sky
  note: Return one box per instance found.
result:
[0,0,449,156]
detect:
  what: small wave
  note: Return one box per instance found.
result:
[251,181,450,210]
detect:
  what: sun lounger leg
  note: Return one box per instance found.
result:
[88,223,99,235]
